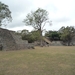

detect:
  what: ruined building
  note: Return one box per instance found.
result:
[0,28,33,51]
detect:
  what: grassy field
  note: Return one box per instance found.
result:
[0,46,75,75]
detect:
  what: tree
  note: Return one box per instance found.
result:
[21,29,29,36]
[30,30,40,41]
[59,26,75,46]
[45,31,60,41]
[0,2,12,27]
[23,8,51,46]
[21,29,30,41]
[21,30,40,43]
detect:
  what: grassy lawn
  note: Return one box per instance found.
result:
[0,46,75,75]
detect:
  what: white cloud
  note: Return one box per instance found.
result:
[1,0,75,31]
[8,26,33,32]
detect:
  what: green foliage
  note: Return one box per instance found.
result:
[45,26,75,45]
[23,8,49,30]
[59,26,75,45]
[0,2,12,27]
[45,31,60,41]
[21,30,40,43]
[31,30,40,41]
[21,29,29,36]
[21,29,30,42]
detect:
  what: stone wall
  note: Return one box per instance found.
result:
[10,31,29,50]
[0,28,18,50]
[50,41,63,46]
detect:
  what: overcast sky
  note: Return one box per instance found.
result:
[1,0,75,31]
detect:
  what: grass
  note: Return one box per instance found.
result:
[0,46,75,75]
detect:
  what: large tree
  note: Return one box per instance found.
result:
[59,26,75,46]
[0,2,12,27]
[23,8,51,46]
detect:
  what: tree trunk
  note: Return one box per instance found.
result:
[40,30,43,47]
[38,28,43,47]
[67,40,70,46]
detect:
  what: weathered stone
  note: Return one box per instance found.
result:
[0,28,34,51]
[0,28,18,50]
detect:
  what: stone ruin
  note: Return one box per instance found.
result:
[0,28,34,51]
[0,28,75,51]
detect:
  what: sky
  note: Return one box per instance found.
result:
[1,0,75,32]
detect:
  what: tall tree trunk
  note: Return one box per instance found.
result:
[39,28,43,47]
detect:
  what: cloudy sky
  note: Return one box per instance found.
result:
[1,0,75,31]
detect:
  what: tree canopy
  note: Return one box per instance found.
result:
[59,26,75,46]
[21,30,40,43]
[23,8,50,31]
[45,31,60,41]
[0,2,12,27]
[23,8,51,46]
[45,26,75,46]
